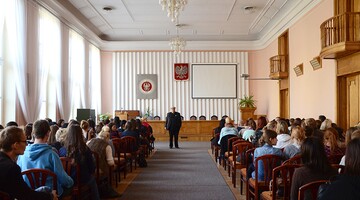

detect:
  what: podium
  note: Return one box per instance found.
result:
[114,110,140,120]
[118,112,128,120]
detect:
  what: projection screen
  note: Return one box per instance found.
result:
[192,64,237,99]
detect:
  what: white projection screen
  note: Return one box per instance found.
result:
[192,64,237,99]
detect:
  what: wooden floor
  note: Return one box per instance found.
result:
[105,142,245,200]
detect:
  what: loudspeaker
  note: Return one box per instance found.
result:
[77,109,96,122]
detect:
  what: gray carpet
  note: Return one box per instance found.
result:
[120,142,235,200]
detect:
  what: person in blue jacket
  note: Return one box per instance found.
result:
[17,119,73,198]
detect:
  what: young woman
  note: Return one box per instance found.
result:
[242,119,256,141]
[283,126,305,159]
[323,127,344,157]
[290,137,337,200]
[319,138,360,200]
[60,125,100,200]
[210,118,226,146]
[274,120,291,149]
[250,129,283,181]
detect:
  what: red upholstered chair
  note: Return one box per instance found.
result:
[21,168,58,193]
[260,164,301,200]
[298,180,328,200]
[240,148,255,195]
[248,154,283,200]
[60,157,91,200]
[229,141,253,188]
[0,191,10,200]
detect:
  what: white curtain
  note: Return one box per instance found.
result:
[89,44,101,115]
[57,23,72,122]
[82,41,90,108]
[8,0,30,122]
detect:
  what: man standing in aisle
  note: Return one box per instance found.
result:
[165,106,182,149]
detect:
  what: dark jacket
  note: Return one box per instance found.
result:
[165,112,182,132]
[0,152,52,200]
[318,174,360,200]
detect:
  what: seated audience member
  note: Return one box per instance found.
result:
[61,125,100,200]
[290,137,337,200]
[218,117,238,145]
[284,126,305,159]
[250,129,283,181]
[199,115,206,120]
[320,119,332,131]
[318,115,326,123]
[266,120,278,132]
[141,117,155,144]
[108,122,120,139]
[242,118,256,141]
[318,138,360,200]
[274,120,291,149]
[153,116,161,120]
[121,119,140,149]
[81,120,95,141]
[47,125,60,153]
[210,115,218,120]
[17,120,74,198]
[0,124,3,131]
[24,123,33,141]
[6,121,18,127]
[323,127,344,157]
[252,116,267,146]
[0,126,57,200]
[210,119,226,146]
[135,119,151,148]
[221,115,228,119]
[114,116,121,129]
[117,120,127,134]
[57,119,65,128]
[339,129,360,166]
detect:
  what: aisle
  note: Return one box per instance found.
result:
[120,142,235,200]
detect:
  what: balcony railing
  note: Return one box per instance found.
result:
[320,12,360,58]
[269,55,288,79]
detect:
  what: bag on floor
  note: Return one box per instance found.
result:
[138,155,147,168]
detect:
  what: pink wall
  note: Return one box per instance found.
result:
[248,40,279,120]
[100,51,113,114]
[248,0,337,122]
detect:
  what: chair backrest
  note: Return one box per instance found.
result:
[232,141,253,166]
[210,115,218,120]
[298,180,328,200]
[60,157,80,186]
[227,137,241,152]
[199,115,206,120]
[0,191,10,200]
[121,136,138,153]
[219,134,237,156]
[282,154,302,165]
[254,154,283,183]
[270,164,302,200]
[21,168,58,193]
[245,148,256,169]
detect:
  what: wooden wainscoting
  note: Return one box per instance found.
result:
[148,120,219,142]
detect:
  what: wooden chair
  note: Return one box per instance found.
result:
[227,139,246,176]
[260,164,301,200]
[298,180,328,200]
[60,157,91,200]
[240,148,255,195]
[112,138,127,180]
[0,191,10,200]
[223,136,241,170]
[282,154,302,165]
[21,168,58,193]
[229,141,253,188]
[121,136,140,171]
[248,154,283,200]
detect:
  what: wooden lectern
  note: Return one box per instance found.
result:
[118,112,128,120]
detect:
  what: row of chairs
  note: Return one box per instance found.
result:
[211,136,344,200]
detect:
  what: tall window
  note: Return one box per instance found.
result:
[89,44,101,116]
[0,5,4,124]
[38,8,60,120]
[69,30,85,120]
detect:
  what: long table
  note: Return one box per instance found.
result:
[147,120,219,142]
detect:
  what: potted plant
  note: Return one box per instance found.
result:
[143,107,153,119]
[238,95,257,121]
[98,113,112,122]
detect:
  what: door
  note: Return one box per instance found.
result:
[347,75,360,127]
[280,89,289,119]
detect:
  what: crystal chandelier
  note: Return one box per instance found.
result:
[169,36,186,55]
[159,0,187,22]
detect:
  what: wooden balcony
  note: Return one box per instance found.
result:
[269,55,288,79]
[320,12,360,59]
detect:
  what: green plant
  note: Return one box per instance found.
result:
[99,113,112,121]
[238,95,256,108]
[144,107,153,118]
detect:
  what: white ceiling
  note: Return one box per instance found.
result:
[60,0,313,42]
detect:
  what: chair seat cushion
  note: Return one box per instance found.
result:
[260,191,272,200]
[224,152,233,157]
[240,168,247,177]
[248,178,266,187]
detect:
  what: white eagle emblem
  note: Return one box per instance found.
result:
[175,65,188,79]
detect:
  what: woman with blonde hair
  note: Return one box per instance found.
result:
[283,126,305,159]
[274,120,291,149]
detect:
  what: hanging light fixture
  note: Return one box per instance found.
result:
[159,0,187,22]
[169,24,186,55]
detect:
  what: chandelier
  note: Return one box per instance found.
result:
[159,0,187,22]
[169,36,186,55]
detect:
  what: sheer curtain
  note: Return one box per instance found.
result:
[57,23,72,122]
[7,0,30,122]
[89,44,101,115]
